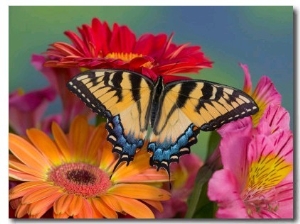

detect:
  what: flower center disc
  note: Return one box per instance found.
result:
[105,52,143,62]
[49,162,112,197]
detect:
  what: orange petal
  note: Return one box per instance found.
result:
[111,150,150,181]
[53,193,71,214]
[92,209,104,218]
[113,195,155,218]
[142,199,163,212]
[9,168,43,181]
[100,195,122,212]
[108,184,170,201]
[51,122,71,161]
[9,160,45,180]
[117,168,169,183]
[15,203,30,218]
[99,140,116,172]
[26,128,63,166]
[88,198,103,219]
[86,123,112,164]
[69,116,89,158]
[22,185,62,204]
[85,123,107,163]
[73,198,93,218]
[66,194,83,216]
[9,181,51,200]
[91,198,117,219]
[28,191,62,218]
[9,133,51,171]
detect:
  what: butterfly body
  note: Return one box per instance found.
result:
[67,69,258,175]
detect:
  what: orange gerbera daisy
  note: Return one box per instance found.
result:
[9,116,170,219]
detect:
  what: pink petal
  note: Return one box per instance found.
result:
[207,169,248,218]
[9,86,56,136]
[217,116,253,138]
[270,130,293,163]
[219,134,250,186]
[31,54,92,131]
[257,105,290,134]
[247,131,293,165]
[240,63,252,94]
[9,87,56,112]
[275,181,293,218]
[253,76,281,106]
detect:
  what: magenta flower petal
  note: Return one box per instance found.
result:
[240,63,252,94]
[217,116,253,138]
[208,169,248,218]
[9,86,56,136]
[219,135,250,187]
[257,104,290,135]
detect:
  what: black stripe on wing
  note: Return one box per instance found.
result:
[162,80,259,132]
[67,70,111,117]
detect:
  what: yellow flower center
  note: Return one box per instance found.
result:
[105,52,153,68]
[105,52,143,62]
[49,162,112,198]
[242,153,292,217]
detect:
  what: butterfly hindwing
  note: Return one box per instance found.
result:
[67,69,155,168]
[148,79,258,172]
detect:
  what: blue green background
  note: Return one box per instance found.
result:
[9,6,293,159]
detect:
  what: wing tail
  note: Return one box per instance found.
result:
[148,124,199,178]
[106,115,145,171]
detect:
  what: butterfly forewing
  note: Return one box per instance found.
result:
[164,80,258,131]
[67,69,155,167]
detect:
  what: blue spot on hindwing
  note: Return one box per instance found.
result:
[106,114,144,171]
[148,124,200,175]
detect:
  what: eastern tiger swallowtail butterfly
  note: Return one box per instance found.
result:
[67,69,258,176]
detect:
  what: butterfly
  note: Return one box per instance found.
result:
[67,69,258,176]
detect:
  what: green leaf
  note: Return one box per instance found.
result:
[185,165,213,218]
[185,131,221,218]
[192,182,217,218]
[206,131,221,160]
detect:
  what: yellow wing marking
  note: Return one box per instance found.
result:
[150,92,192,143]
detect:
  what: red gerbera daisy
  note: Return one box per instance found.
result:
[44,18,212,82]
